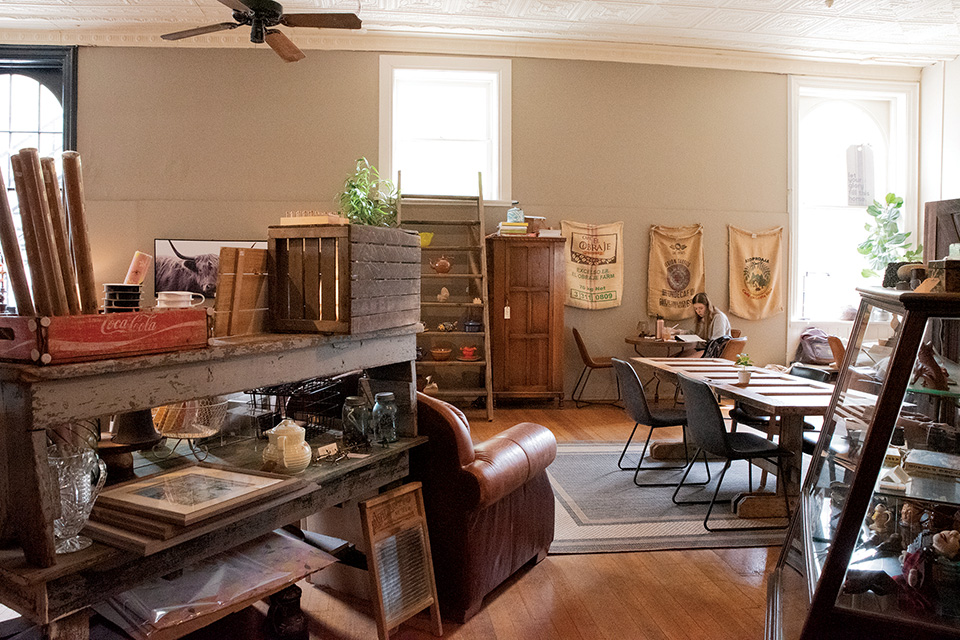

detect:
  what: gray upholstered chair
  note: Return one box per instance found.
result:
[611,358,708,487]
[672,373,792,532]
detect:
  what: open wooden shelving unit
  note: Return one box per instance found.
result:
[398,175,494,420]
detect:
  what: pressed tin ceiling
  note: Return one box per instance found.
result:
[1,0,959,67]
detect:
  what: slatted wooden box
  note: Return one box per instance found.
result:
[268,224,420,334]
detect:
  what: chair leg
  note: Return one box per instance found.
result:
[617,423,640,470]
[571,366,589,408]
[671,449,714,505]
[632,426,698,487]
[701,457,792,533]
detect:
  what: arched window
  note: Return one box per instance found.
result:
[0,46,77,312]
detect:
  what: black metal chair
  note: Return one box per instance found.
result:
[672,373,792,532]
[611,358,709,487]
[571,328,621,408]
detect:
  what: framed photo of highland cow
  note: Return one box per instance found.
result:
[154,239,266,300]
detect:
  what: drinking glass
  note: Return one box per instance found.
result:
[47,444,107,554]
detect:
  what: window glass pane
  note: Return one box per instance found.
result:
[10,75,39,132]
[396,79,491,140]
[0,75,10,132]
[39,85,63,133]
[397,139,489,196]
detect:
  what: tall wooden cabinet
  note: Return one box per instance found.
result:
[486,236,565,404]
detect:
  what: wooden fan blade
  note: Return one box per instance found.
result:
[281,13,362,29]
[264,30,306,63]
[161,22,240,40]
[217,0,253,13]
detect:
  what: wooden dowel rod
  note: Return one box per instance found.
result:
[40,157,81,315]
[0,166,34,316]
[61,151,98,315]
[19,149,68,316]
[10,154,52,316]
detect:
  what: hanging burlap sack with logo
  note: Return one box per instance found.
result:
[647,224,704,320]
[728,225,783,320]
[560,220,623,309]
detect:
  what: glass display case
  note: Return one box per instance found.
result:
[767,288,960,640]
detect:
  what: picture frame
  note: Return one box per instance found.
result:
[154,238,267,299]
[95,463,300,526]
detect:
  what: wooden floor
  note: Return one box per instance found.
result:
[189,400,779,640]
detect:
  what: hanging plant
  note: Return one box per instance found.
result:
[857,192,922,278]
[337,158,398,227]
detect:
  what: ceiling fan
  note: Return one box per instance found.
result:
[160,0,361,63]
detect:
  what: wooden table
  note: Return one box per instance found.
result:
[0,328,420,638]
[632,357,835,517]
[624,337,687,401]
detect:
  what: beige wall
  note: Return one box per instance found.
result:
[78,47,788,399]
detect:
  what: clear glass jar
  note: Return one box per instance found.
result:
[371,392,398,446]
[341,396,370,449]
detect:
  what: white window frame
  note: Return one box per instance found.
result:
[379,55,511,203]
[787,76,919,355]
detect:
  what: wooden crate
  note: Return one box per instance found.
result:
[0,308,209,365]
[214,247,269,337]
[269,224,420,334]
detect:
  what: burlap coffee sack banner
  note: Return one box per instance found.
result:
[728,225,783,320]
[647,224,704,320]
[560,220,624,309]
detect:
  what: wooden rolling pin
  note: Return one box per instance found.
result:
[61,152,98,315]
[40,158,81,315]
[10,155,52,316]
[18,149,68,316]
[0,166,34,316]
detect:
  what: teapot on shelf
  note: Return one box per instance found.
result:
[262,417,312,474]
[429,256,453,274]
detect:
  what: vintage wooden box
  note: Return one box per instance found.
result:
[0,308,209,364]
[268,224,420,334]
[927,259,960,292]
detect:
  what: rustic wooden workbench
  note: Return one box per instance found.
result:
[0,326,420,639]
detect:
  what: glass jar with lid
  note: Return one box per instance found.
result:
[341,396,370,449]
[371,392,398,446]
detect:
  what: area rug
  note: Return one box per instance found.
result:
[549,442,790,554]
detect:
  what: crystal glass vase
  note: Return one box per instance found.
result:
[47,444,107,554]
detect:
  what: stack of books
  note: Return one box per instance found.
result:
[498,221,528,235]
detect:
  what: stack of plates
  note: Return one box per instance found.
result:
[103,283,141,313]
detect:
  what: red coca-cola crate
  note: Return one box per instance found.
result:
[0,308,210,365]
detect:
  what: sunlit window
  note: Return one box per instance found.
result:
[380,56,511,201]
[0,46,76,312]
[791,79,917,322]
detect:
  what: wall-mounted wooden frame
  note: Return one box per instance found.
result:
[95,462,298,526]
[359,482,442,640]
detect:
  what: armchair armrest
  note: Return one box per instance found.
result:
[460,422,557,509]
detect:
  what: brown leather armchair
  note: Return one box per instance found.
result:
[409,392,557,622]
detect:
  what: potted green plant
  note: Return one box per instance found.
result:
[734,352,754,384]
[337,158,399,227]
[857,192,923,287]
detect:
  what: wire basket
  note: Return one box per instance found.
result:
[152,397,229,439]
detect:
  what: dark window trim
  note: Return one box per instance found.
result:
[0,45,78,150]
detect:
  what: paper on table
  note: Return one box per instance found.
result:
[674,334,703,343]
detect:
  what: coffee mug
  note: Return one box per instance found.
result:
[157,291,205,308]
[460,345,477,359]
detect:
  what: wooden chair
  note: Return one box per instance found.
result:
[571,328,621,408]
[718,337,747,361]
[827,335,846,368]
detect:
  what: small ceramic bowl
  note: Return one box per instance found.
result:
[431,348,452,361]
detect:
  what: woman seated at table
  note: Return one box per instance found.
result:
[679,292,732,357]
[693,292,731,340]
